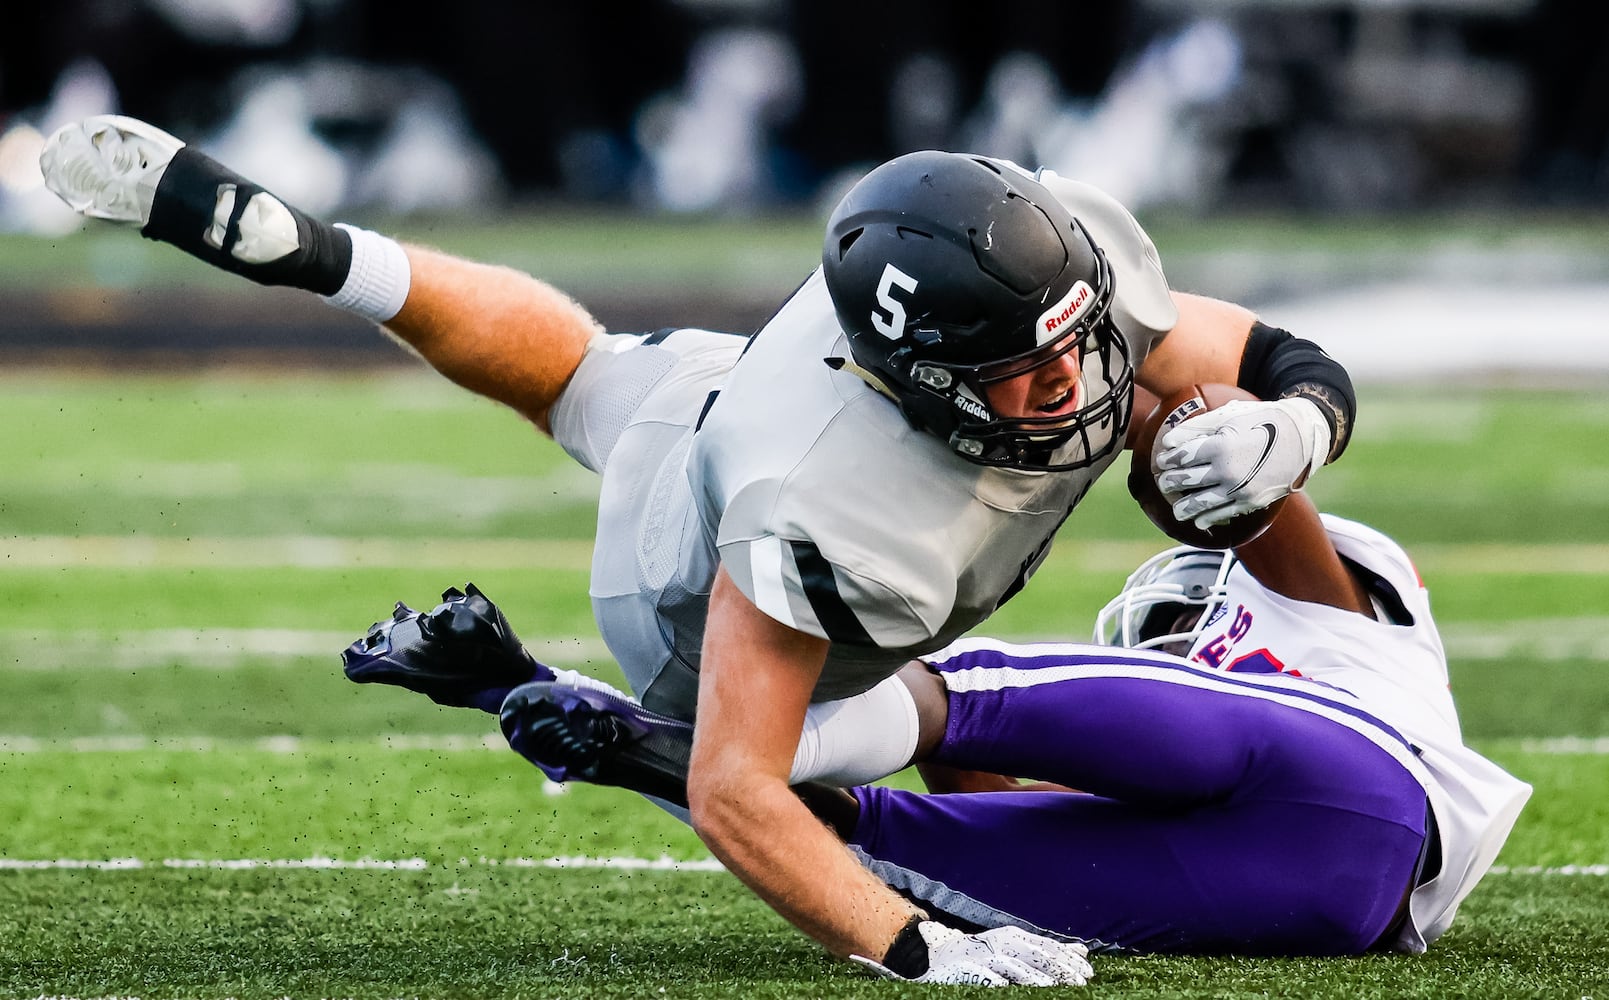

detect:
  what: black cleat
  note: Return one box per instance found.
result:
[341,583,548,709]
[501,680,694,807]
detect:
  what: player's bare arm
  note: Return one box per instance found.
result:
[1234,493,1375,616]
[1135,291,1258,395]
[689,568,922,960]
[690,575,1093,985]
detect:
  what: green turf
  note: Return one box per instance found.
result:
[0,744,1601,998]
[1,371,1606,997]
[2,867,1604,999]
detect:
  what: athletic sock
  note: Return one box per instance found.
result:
[140,146,410,322]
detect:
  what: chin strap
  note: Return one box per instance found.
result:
[824,356,899,403]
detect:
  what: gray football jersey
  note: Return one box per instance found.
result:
[595,177,1177,715]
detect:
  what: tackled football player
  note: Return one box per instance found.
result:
[44,117,1358,985]
[345,389,1528,963]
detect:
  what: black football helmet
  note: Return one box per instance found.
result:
[822,151,1133,472]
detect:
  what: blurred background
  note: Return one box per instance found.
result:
[1,0,1608,380]
[4,0,1607,220]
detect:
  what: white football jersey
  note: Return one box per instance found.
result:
[588,174,1178,714]
[1180,515,1532,951]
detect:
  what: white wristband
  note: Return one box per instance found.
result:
[323,224,411,323]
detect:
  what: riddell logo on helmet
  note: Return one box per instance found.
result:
[1036,281,1094,344]
[952,391,990,421]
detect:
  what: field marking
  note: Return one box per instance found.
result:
[0,857,428,870]
[0,855,723,873]
[488,855,726,872]
[0,856,1598,876]
[1488,865,1609,876]
[7,535,1609,575]
[1517,736,1609,754]
[1439,618,1609,662]
[0,734,508,752]
[2,535,596,571]
[0,628,611,669]
[4,733,1605,754]
[7,618,1609,671]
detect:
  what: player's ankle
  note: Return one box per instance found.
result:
[140,147,409,323]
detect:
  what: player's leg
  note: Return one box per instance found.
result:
[846,639,1432,954]
[848,781,1425,955]
[40,116,597,432]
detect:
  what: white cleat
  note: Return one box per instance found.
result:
[39,115,184,226]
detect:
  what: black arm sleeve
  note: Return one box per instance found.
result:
[1237,321,1355,463]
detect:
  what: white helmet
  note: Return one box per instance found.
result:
[1094,545,1237,654]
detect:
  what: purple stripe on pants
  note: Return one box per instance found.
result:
[848,647,1428,954]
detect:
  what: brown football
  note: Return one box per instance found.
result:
[1128,383,1288,550]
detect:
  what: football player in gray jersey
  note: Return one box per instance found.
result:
[44,117,1358,984]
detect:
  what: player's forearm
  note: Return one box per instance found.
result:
[689,763,920,960]
[386,245,601,431]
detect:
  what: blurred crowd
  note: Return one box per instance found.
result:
[1,0,1605,235]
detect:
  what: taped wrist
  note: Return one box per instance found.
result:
[141,146,351,295]
[1238,321,1355,463]
[880,915,932,979]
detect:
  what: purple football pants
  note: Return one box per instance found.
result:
[846,642,1430,955]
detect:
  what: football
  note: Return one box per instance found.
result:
[1128,383,1288,550]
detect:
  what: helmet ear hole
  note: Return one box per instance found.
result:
[835,228,863,261]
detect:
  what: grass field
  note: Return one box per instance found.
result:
[1,370,1606,998]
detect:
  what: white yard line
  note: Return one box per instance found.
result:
[0,628,611,669]
[2,733,1600,754]
[0,734,507,752]
[0,855,1596,876]
[3,733,1599,753]
[5,535,1608,574]
[5,618,1608,671]
[1517,736,1609,754]
[1439,618,1609,662]
[2,535,595,570]
[0,855,723,872]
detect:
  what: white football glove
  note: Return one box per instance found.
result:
[1155,396,1331,530]
[851,921,1094,987]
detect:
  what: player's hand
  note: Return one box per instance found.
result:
[852,921,1094,987]
[1154,396,1330,530]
